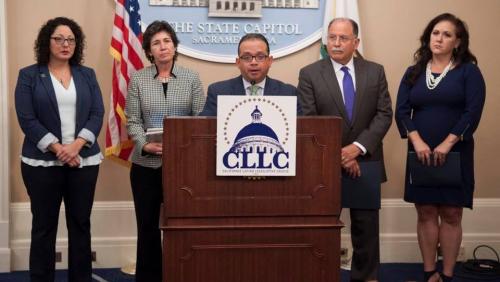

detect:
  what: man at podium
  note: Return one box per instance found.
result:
[297,18,392,281]
[199,33,299,116]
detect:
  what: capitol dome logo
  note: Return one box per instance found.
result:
[217,96,297,176]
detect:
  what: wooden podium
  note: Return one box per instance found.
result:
[161,116,343,282]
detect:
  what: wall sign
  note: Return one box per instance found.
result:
[141,0,325,62]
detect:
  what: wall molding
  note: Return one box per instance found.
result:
[0,0,11,273]
[340,198,500,263]
[8,199,500,271]
[10,201,137,270]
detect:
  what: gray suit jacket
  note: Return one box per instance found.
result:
[297,57,392,181]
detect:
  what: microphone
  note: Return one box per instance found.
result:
[250,80,256,85]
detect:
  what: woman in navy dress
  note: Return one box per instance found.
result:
[395,13,485,282]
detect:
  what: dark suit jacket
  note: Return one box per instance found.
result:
[15,64,104,160]
[297,57,392,181]
[199,75,300,116]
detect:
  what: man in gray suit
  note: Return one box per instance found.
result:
[297,18,392,282]
[200,33,299,116]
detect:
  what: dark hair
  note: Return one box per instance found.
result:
[34,17,85,65]
[328,18,359,37]
[142,21,179,63]
[238,33,270,55]
[407,13,477,86]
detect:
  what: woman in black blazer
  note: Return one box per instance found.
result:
[14,17,104,282]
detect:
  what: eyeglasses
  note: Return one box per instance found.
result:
[328,35,356,43]
[51,36,76,46]
[239,54,269,62]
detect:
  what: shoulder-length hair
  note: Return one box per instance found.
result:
[34,17,85,65]
[407,13,477,86]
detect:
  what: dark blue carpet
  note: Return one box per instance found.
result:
[0,263,498,281]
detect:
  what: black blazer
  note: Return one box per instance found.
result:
[15,64,104,160]
[199,75,300,116]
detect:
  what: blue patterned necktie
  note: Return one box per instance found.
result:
[341,66,355,121]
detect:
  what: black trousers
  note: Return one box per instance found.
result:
[349,208,380,281]
[21,163,99,282]
[130,164,163,282]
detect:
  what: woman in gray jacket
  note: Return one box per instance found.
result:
[124,20,205,282]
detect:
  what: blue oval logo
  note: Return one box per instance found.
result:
[140,0,325,63]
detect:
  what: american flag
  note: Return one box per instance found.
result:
[105,0,144,162]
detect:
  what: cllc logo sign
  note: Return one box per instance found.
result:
[223,106,289,169]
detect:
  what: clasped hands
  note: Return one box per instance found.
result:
[410,132,456,167]
[49,138,87,167]
[413,140,451,167]
[341,144,362,178]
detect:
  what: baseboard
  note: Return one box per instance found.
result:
[0,220,10,272]
[340,198,500,263]
[0,247,10,272]
[10,201,137,271]
[9,198,500,271]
